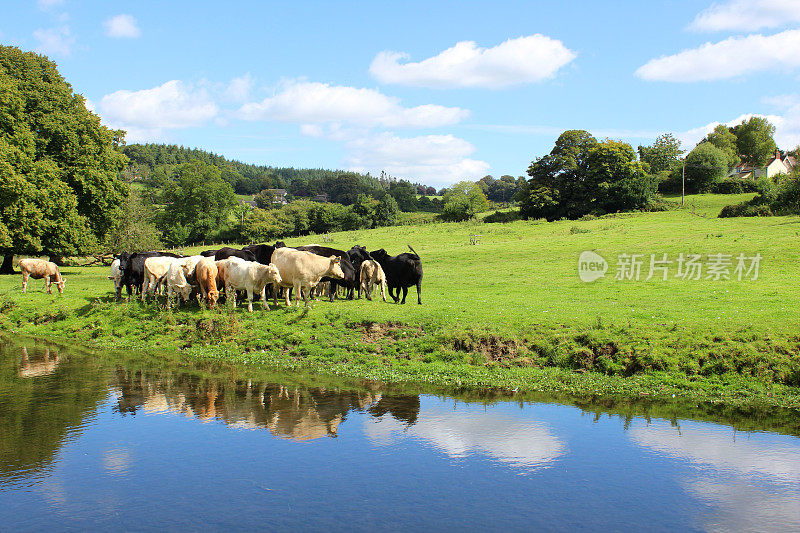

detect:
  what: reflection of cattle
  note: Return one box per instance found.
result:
[18,345,61,378]
[19,258,66,294]
[110,370,420,441]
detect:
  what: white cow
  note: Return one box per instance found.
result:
[165,259,193,308]
[271,248,345,308]
[141,256,177,301]
[108,258,123,299]
[359,260,387,302]
[219,257,283,312]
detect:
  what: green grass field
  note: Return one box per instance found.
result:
[1,193,799,408]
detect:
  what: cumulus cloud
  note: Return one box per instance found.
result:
[103,14,141,39]
[678,109,798,150]
[342,132,490,187]
[689,0,800,32]
[238,80,469,128]
[364,406,566,470]
[370,35,576,89]
[223,73,254,103]
[33,26,74,56]
[98,80,218,141]
[636,29,800,82]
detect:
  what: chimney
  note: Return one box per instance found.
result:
[776,148,781,160]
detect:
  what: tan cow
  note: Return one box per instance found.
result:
[271,248,345,308]
[164,259,193,308]
[19,258,66,294]
[359,259,387,302]
[142,256,177,301]
[195,257,219,307]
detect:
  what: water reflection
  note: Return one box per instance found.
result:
[111,369,406,441]
[18,345,61,378]
[631,421,800,531]
[365,406,566,470]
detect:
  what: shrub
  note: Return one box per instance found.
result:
[484,210,521,223]
[719,202,773,218]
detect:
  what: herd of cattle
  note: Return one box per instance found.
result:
[18,243,424,310]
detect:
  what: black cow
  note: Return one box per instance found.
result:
[200,250,218,257]
[214,247,256,262]
[119,251,183,298]
[295,245,356,301]
[370,245,423,304]
[242,243,276,265]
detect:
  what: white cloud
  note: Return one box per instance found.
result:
[103,14,141,39]
[364,406,566,470]
[678,109,798,149]
[37,0,64,10]
[224,73,254,103]
[342,132,490,187]
[33,26,74,56]
[636,29,800,82]
[689,0,800,32]
[370,35,576,89]
[98,80,218,141]
[238,80,469,128]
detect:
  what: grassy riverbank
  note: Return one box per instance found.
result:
[1,193,799,409]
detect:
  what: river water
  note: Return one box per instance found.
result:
[1,336,798,531]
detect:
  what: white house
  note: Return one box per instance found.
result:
[729,150,796,180]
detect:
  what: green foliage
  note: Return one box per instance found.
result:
[159,160,237,244]
[388,179,418,212]
[703,124,739,169]
[0,46,127,265]
[733,116,777,167]
[105,189,162,253]
[521,131,656,220]
[253,189,277,209]
[683,143,728,193]
[638,133,682,173]
[440,181,490,221]
[374,194,400,227]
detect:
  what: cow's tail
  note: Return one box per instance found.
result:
[407,244,420,258]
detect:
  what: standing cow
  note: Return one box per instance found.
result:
[270,248,345,308]
[195,257,219,307]
[370,245,423,304]
[19,258,66,294]
[217,257,282,312]
[295,245,357,302]
[359,260,387,302]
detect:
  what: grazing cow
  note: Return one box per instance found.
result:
[108,258,123,299]
[176,255,205,282]
[119,251,182,297]
[141,256,178,301]
[19,258,66,294]
[295,245,356,302]
[359,260,387,302]
[214,247,256,262]
[271,248,345,308]
[218,257,282,312]
[370,245,423,304]
[164,259,193,308]
[195,258,219,307]
[200,250,218,257]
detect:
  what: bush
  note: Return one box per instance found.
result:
[719,202,773,218]
[484,210,521,223]
[711,178,745,194]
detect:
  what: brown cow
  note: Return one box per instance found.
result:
[195,258,219,307]
[19,258,66,294]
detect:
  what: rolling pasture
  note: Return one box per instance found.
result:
[1,193,799,407]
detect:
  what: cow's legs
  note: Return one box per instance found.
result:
[246,289,254,313]
[416,281,422,305]
[45,275,52,294]
[261,286,270,311]
[22,272,28,293]
[401,286,408,304]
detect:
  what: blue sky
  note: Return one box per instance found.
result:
[4,0,800,186]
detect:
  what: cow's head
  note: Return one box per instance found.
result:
[327,255,345,279]
[55,277,66,294]
[370,249,389,262]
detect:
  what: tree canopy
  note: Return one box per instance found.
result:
[638,133,682,174]
[0,45,127,271]
[520,130,657,220]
